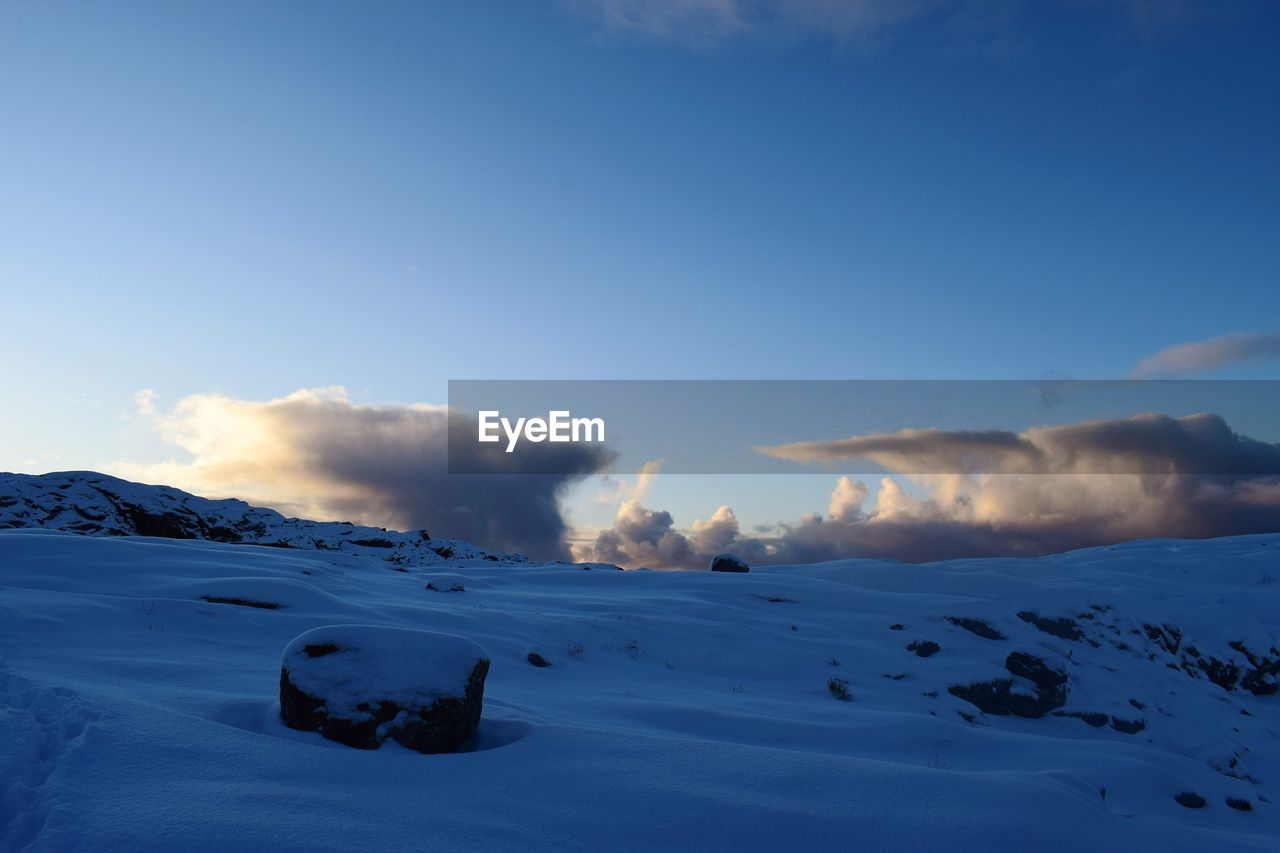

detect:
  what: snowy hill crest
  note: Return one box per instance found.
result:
[0,471,528,568]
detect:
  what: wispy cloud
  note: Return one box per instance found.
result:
[565,0,1201,46]
[759,412,1280,475]
[1132,332,1280,378]
[567,0,937,43]
[567,0,747,40]
[593,458,665,506]
[133,388,159,419]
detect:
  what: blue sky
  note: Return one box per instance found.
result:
[2,1,1279,547]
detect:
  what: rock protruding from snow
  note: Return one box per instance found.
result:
[948,651,1068,718]
[709,553,750,573]
[279,625,490,754]
[0,471,526,568]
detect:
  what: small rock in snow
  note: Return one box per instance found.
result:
[907,640,941,658]
[1174,792,1206,809]
[709,554,750,573]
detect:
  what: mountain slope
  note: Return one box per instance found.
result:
[0,471,526,568]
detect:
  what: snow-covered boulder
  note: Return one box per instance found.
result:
[279,625,490,754]
[709,553,750,573]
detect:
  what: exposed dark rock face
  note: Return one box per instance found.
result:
[709,554,750,573]
[1017,611,1083,641]
[1005,652,1067,689]
[1056,711,1147,734]
[1143,623,1182,655]
[948,652,1067,717]
[1144,635,1280,697]
[1199,657,1242,691]
[1230,642,1280,696]
[1074,605,1280,698]
[349,537,395,548]
[1108,716,1146,734]
[946,617,1006,640]
[948,679,1060,718]
[527,652,550,667]
[199,595,281,610]
[1054,710,1109,728]
[128,506,236,542]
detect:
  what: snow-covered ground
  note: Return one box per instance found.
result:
[2,478,1278,851]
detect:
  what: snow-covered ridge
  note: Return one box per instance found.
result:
[0,471,527,567]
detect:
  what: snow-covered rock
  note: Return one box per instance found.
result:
[279,625,490,753]
[0,471,527,568]
[709,553,750,573]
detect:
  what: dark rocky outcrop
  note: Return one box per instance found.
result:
[349,537,396,549]
[1198,657,1242,691]
[1108,715,1146,734]
[1143,623,1183,655]
[948,652,1067,718]
[1054,706,1146,732]
[1017,611,1083,642]
[1230,642,1280,696]
[1005,651,1067,690]
[199,595,281,610]
[946,617,1006,640]
[948,679,1057,718]
[1054,710,1109,728]
[907,640,941,658]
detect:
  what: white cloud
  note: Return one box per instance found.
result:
[826,475,867,521]
[582,411,1280,567]
[1132,332,1280,378]
[112,387,612,560]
